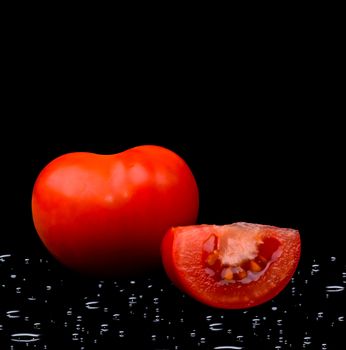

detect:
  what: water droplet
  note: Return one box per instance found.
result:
[11,333,40,343]
[330,256,336,262]
[303,336,312,345]
[85,301,100,310]
[100,324,109,333]
[6,310,20,319]
[16,287,21,294]
[214,346,243,350]
[153,315,161,323]
[10,274,16,279]
[325,285,344,292]
[0,254,11,262]
[272,306,278,311]
[153,297,159,304]
[209,323,224,331]
[151,334,157,341]
[190,331,196,338]
[118,330,125,338]
[46,285,52,291]
[236,335,244,342]
[113,313,120,321]
[338,316,344,322]
[311,264,320,275]
[128,296,137,305]
[252,318,261,327]
[130,280,136,285]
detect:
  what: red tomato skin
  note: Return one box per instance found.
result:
[32,145,199,276]
[161,223,301,309]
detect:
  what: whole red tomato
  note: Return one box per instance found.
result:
[32,145,199,276]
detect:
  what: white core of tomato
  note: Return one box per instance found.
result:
[217,223,263,267]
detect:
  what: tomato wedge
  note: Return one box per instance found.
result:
[161,222,301,309]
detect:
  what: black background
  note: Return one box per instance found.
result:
[2,19,343,258]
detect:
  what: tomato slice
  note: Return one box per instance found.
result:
[161,222,301,309]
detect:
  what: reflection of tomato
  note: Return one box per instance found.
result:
[32,145,199,276]
[161,222,301,309]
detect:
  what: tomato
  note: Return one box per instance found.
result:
[161,222,301,309]
[32,145,199,276]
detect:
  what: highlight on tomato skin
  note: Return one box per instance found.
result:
[161,222,301,309]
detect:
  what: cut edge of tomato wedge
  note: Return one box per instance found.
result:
[161,222,301,309]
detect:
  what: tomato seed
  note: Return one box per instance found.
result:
[203,236,282,284]
[234,268,247,280]
[249,260,262,273]
[206,251,219,266]
[221,267,233,281]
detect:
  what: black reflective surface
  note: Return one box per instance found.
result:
[0,249,344,349]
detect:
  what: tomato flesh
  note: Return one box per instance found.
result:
[161,222,301,309]
[203,234,281,285]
